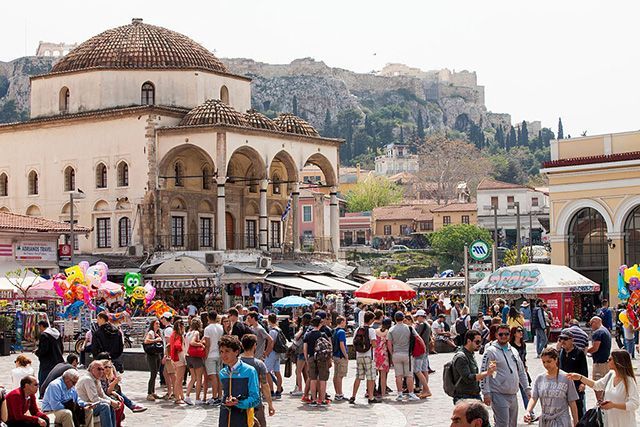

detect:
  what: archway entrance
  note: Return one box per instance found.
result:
[624,205,640,264]
[226,212,234,250]
[568,207,609,300]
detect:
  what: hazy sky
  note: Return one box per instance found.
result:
[2,1,638,137]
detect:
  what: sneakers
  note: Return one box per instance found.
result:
[131,405,147,413]
[333,394,344,401]
[206,398,221,406]
[301,395,313,403]
[184,397,194,405]
[308,401,318,407]
[368,397,382,404]
[395,393,404,401]
[319,400,330,407]
[290,389,303,397]
[348,396,356,404]
[407,393,420,401]
[146,394,156,402]
[195,400,204,405]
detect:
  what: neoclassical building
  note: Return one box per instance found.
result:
[542,130,640,303]
[0,19,341,256]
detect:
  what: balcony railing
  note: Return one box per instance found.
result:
[156,234,214,252]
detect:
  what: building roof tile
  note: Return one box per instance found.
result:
[0,212,90,233]
[477,177,528,190]
[542,151,640,168]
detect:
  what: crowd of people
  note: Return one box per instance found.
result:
[0,295,638,426]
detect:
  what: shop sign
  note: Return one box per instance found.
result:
[469,240,490,261]
[58,244,72,260]
[15,241,57,262]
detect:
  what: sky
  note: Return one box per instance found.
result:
[2,1,638,137]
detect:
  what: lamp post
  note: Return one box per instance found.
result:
[69,189,85,264]
[508,201,521,264]
[529,210,534,262]
[484,204,499,270]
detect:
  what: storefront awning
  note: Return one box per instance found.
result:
[301,275,359,291]
[266,276,330,292]
[146,277,218,290]
[406,277,465,291]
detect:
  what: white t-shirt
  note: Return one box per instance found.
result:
[355,326,377,358]
[358,310,365,327]
[11,366,34,388]
[163,326,174,349]
[187,305,197,316]
[203,323,224,359]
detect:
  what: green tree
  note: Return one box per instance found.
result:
[416,111,425,141]
[322,109,333,137]
[519,121,529,146]
[507,126,518,149]
[558,117,564,139]
[503,248,529,266]
[344,175,403,212]
[292,95,298,116]
[429,224,493,271]
[495,126,505,149]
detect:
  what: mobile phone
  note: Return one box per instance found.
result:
[600,400,610,406]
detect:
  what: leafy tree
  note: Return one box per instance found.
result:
[503,248,529,266]
[336,108,363,162]
[322,109,333,137]
[558,117,564,139]
[292,95,298,116]
[495,126,505,149]
[430,224,493,271]
[507,126,518,149]
[416,111,425,141]
[344,175,403,212]
[6,268,41,299]
[519,121,529,146]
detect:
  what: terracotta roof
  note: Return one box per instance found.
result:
[477,178,528,190]
[273,113,319,137]
[431,203,477,212]
[179,99,247,127]
[373,204,436,221]
[51,19,228,75]
[543,151,640,168]
[0,212,90,233]
[244,109,278,131]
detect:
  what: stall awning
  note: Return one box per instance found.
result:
[147,277,217,290]
[301,275,359,291]
[266,276,330,292]
[406,277,465,291]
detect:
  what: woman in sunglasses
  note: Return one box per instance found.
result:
[510,327,532,415]
[567,349,639,426]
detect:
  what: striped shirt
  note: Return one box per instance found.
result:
[561,325,589,351]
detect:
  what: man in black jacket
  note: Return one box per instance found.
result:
[92,312,124,372]
[34,320,64,392]
[559,330,588,419]
[452,330,495,404]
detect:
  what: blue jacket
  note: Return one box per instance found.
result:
[219,360,260,427]
[42,376,86,412]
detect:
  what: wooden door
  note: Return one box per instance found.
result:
[225,212,234,249]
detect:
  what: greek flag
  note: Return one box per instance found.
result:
[281,197,292,222]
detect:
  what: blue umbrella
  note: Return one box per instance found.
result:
[272,295,313,308]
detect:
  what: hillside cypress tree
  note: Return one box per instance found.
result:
[416,111,425,141]
[520,121,529,146]
[558,117,564,139]
[399,126,404,143]
[323,109,333,137]
[292,95,298,116]
[508,126,517,149]
[495,126,505,149]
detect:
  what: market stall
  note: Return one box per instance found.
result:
[470,264,600,329]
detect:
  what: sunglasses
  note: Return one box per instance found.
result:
[95,367,105,371]
[497,332,510,337]
[473,340,482,345]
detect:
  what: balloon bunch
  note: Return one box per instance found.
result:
[54,262,111,318]
[122,272,172,318]
[618,264,640,329]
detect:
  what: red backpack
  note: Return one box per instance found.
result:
[409,328,426,357]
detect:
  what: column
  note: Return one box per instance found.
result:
[292,183,300,252]
[607,231,625,306]
[330,186,339,256]
[216,178,226,251]
[259,179,269,252]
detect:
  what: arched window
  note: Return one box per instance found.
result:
[64,166,75,192]
[624,206,640,264]
[118,217,131,248]
[202,166,211,190]
[0,173,7,197]
[174,161,184,187]
[220,85,229,104]
[96,163,107,188]
[568,207,608,270]
[141,82,155,105]
[28,171,38,195]
[117,162,129,187]
[272,173,281,195]
[59,87,69,113]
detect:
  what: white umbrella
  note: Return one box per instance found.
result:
[470,264,600,295]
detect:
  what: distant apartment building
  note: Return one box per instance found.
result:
[340,212,372,246]
[476,178,549,247]
[35,41,77,57]
[297,189,346,252]
[375,143,419,176]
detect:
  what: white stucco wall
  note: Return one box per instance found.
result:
[31,69,251,118]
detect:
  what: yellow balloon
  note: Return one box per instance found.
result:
[619,311,629,324]
[624,264,640,284]
[65,265,85,285]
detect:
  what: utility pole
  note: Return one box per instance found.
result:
[529,210,533,263]
[515,201,521,264]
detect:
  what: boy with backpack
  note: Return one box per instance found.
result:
[387,311,420,402]
[349,311,380,404]
[454,307,471,346]
[303,316,333,407]
[332,316,348,401]
[265,313,287,399]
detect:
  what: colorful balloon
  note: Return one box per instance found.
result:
[143,283,156,305]
[123,272,143,296]
[86,262,108,290]
[624,264,640,285]
[619,310,629,326]
[65,265,85,286]
[618,271,631,300]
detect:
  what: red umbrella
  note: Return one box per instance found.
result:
[354,277,416,301]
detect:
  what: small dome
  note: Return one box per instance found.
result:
[273,113,319,137]
[51,19,227,74]
[179,99,247,127]
[244,109,278,131]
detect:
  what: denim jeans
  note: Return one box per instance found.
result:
[624,338,635,358]
[93,402,116,427]
[535,329,548,356]
[116,390,135,409]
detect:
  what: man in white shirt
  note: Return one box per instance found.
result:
[433,314,456,350]
[76,361,121,427]
[203,310,224,405]
[349,311,379,404]
[187,304,198,317]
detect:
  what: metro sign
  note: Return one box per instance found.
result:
[469,239,490,261]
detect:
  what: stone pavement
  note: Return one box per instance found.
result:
[3,344,639,427]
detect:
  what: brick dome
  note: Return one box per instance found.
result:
[244,109,278,131]
[51,19,227,74]
[273,113,319,137]
[179,99,247,127]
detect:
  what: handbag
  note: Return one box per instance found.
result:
[188,343,206,358]
[284,356,292,378]
[576,407,603,427]
[143,341,164,355]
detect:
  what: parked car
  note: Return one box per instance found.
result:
[390,244,410,252]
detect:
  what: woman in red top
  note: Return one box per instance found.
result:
[170,319,187,404]
[5,375,49,427]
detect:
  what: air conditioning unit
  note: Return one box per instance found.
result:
[205,252,223,266]
[127,245,143,256]
[256,256,272,270]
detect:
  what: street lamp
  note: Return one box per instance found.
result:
[69,189,86,264]
[508,201,521,264]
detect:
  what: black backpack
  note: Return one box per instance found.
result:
[272,327,288,354]
[353,326,372,353]
[443,352,463,397]
[455,315,469,336]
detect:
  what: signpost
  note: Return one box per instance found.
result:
[469,239,490,261]
[467,239,492,312]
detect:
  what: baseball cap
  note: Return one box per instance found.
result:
[162,312,173,319]
[415,309,427,317]
[315,310,327,319]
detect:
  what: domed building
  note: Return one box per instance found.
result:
[0,19,341,257]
